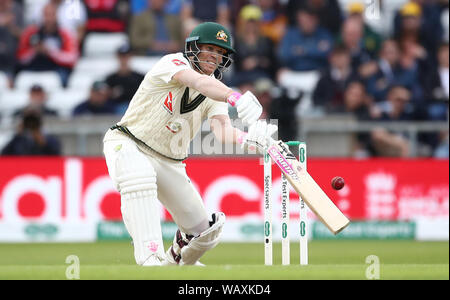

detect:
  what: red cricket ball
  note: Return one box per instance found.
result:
[331,176,345,190]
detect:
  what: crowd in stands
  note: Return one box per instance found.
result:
[0,0,448,157]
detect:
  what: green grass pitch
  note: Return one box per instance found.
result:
[0,240,448,280]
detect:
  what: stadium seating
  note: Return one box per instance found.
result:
[47,88,89,118]
[23,0,48,25]
[67,71,106,91]
[74,57,119,76]
[277,70,321,116]
[83,33,129,57]
[0,89,28,119]
[129,56,160,75]
[15,71,62,92]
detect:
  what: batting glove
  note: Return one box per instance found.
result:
[227,91,263,125]
[239,120,278,154]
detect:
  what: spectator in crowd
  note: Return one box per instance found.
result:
[257,0,288,45]
[340,80,380,157]
[1,109,61,156]
[105,44,145,114]
[393,1,443,105]
[131,0,148,14]
[420,41,449,155]
[16,3,79,86]
[362,39,421,102]
[232,4,276,86]
[313,45,360,112]
[394,1,444,65]
[369,85,416,157]
[0,0,23,84]
[0,27,16,85]
[396,36,427,104]
[286,0,343,36]
[13,84,58,117]
[338,15,373,71]
[254,78,275,120]
[181,17,200,41]
[129,0,183,55]
[369,129,411,157]
[181,0,230,29]
[423,42,449,121]
[277,5,334,72]
[29,0,87,41]
[376,85,418,121]
[131,0,183,15]
[161,0,183,15]
[0,0,22,37]
[346,2,382,55]
[84,0,129,33]
[72,81,116,116]
[342,80,378,119]
[229,0,253,24]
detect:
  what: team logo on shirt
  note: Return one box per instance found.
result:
[216,30,228,42]
[165,121,182,133]
[163,92,174,114]
[172,59,186,66]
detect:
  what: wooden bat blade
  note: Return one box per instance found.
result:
[293,172,350,234]
[267,140,350,235]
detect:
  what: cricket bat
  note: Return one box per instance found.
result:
[266,140,350,235]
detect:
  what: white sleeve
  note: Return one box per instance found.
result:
[149,53,192,84]
[206,99,229,119]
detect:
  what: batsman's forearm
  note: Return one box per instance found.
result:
[192,74,233,102]
[216,128,244,144]
[174,69,235,103]
[210,116,246,144]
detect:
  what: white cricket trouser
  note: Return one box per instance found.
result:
[103,136,210,265]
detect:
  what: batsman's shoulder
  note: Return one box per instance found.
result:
[149,52,192,84]
[158,52,191,68]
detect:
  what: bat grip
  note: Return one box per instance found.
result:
[237,131,247,145]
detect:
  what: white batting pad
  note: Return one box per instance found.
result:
[109,141,166,266]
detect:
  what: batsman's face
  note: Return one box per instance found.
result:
[197,44,226,75]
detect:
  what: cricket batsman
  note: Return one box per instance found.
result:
[103,22,277,266]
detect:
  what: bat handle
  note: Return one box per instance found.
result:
[237,131,247,145]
